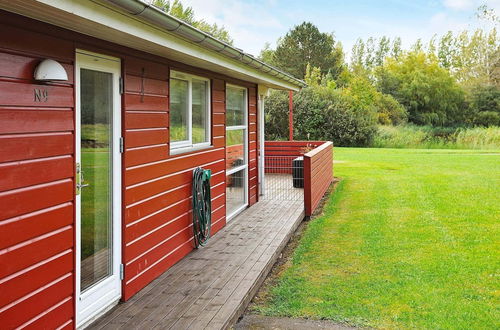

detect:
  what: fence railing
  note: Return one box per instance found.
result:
[303,141,333,216]
[264,141,333,215]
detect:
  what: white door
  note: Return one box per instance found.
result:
[75,50,122,327]
[226,84,248,220]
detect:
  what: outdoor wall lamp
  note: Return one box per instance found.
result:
[34,59,68,81]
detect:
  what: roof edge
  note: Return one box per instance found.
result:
[101,0,306,89]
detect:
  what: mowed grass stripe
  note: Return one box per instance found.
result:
[254,148,499,329]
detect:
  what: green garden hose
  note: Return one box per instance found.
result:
[192,167,212,248]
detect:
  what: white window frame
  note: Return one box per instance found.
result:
[170,70,211,154]
[226,84,249,220]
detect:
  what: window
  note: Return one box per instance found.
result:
[170,71,211,153]
[226,84,248,219]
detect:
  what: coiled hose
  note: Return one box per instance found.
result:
[192,167,212,248]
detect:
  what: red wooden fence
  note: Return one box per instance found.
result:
[264,141,324,174]
[304,142,334,216]
[264,141,334,216]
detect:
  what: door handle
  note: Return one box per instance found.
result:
[76,163,89,195]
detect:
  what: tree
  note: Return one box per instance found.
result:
[258,42,276,65]
[376,51,466,126]
[272,22,344,79]
[152,0,233,44]
[364,37,376,69]
[375,36,391,67]
[434,29,499,86]
[351,38,366,68]
[391,37,402,59]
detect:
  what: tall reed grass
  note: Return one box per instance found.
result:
[371,125,500,149]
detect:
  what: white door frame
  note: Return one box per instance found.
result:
[75,49,122,328]
[226,84,249,221]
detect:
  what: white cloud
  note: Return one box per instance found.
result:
[443,0,476,10]
[443,0,500,11]
[185,0,285,55]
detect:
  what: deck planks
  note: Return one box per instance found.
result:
[89,198,305,330]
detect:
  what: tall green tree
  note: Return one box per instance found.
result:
[391,37,402,59]
[376,51,465,126]
[375,36,391,66]
[258,42,276,65]
[351,38,366,68]
[152,0,233,44]
[272,22,344,79]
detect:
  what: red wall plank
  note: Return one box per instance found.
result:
[124,94,168,111]
[125,112,168,129]
[125,128,168,148]
[0,108,73,134]
[125,75,168,95]
[0,81,73,107]
[0,203,73,250]
[0,155,73,192]
[125,144,169,167]
[0,132,73,163]
[0,179,73,221]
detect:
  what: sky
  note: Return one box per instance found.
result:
[183,0,499,58]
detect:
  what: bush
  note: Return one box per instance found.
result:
[375,93,407,125]
[264,87,378,146]
[474,111,500,127]
[467,85,500,126]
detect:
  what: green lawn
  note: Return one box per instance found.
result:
[81,148,111,260]
[256,148,500,329]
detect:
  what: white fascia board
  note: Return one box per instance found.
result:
[0,0,301,91]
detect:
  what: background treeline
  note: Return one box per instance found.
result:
[154,0,499,148]
[260,7,500,148]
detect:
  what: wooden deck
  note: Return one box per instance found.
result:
[89,199,305,330]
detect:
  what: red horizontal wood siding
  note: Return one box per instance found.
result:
[0,16,75,329]
[303,142,334,216]
[121,63,231,299]
[1,9,262,327]
[248,87,259,206]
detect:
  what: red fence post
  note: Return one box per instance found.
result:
[303,154,312,216]
[289,90,293,141]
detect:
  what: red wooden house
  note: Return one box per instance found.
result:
[0,0,310,328]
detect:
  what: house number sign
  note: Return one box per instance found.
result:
[34,88,49,102]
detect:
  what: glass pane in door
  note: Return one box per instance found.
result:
[226,169,246,216]
[226,129,245,171]
[80,68,113,291]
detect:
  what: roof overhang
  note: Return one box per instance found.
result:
[0,0,305,91]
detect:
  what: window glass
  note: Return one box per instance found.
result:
[192,79,208,144]
[170,78,189,143]
[226,87,245,126]
[226,129,245,171]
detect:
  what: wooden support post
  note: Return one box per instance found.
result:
[289,90,293,141]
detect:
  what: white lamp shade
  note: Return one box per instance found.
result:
[34,59,68,81]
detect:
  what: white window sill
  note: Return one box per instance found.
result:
[170,143,212,156]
